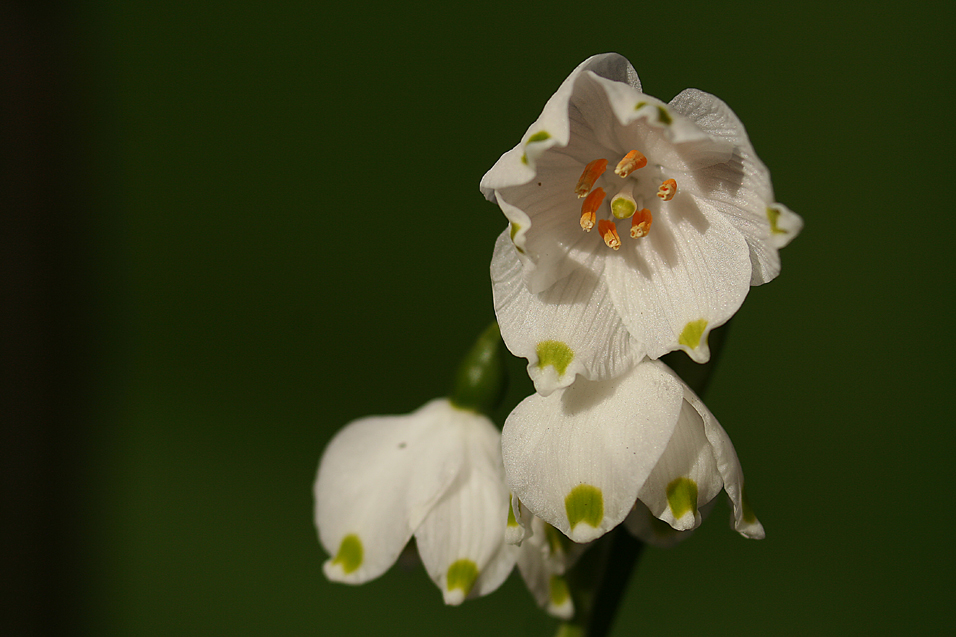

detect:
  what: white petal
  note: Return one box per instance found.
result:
[680,383,766,539]
[636,395,723,531]
[502,360,684,543]
[414,415,518,604]
[480,55,643,295]
[670,88,803,285]
[314,399,465,584]
[767,202,803,249]
[480,53,640,199]
[586,74,735,170]
[517,517,575,619]
[491,230,643,395]
[505,492,534,545]
[605,195,752,362]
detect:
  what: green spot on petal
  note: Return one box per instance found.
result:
[536,341,574,376]
[549,575,570,606]
[446,559,479,597]
[657,106,673,125]
[527,130,551,143]
[507,494,519,527]
[331,534,363,574]
[741,484,757,524]
[678,319,708,351]
[767,206,787,234]
[634,100,647,110]
[521,153,528,165]
[666,477,698,519]
[509,222,525,254]
[565,484,603,530]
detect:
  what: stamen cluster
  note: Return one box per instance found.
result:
[575,149,675,250]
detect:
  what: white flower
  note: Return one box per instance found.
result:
[314,399,518,605]
[501,359,764,544]
[482,53,802,395]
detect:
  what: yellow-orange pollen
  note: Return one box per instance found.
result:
[630,208,653,238]
[614,150,647,178]
[572,150,673,249]
[598,220,621,250]
[657,178,677,201]
[580,187,605,232]
[574,159,608,198]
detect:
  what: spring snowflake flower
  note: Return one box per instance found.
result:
[501,359,764,544]
[314,398,518,605]
[482,53,802,395]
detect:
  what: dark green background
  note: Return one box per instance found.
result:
[7,0,954,635]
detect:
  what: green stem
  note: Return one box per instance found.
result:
[554,322,731,637]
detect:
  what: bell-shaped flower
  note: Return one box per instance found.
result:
[501,359,764,544]
[482,53,802,394]
[314,398,518,605]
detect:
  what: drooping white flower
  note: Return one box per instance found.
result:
[314,398,518,605]
[501,359,764,544]
[513,515,588,620]
[482,53,802,395]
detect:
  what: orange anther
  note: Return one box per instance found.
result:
[657,178,677,201]
[580,187,605,232]
[614,150,648,178]
[630,208,653,238]
[598,219,621,250]
[574,158,608,198]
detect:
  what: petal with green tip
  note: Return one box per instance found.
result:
[314,399,467,584]
[604,198,750,363]
[415,415,519,604]
[635,392,722,531]
[502,360,684,543]
[491,231,643,396]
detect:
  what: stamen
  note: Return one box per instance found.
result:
[574,159,608,198]
[614,150,647,178]
[598,220,621,250]
[580,187,605,232]
[630,208,653,238]
[657,178,677,201]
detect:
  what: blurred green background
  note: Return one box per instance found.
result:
[5,0,954,635]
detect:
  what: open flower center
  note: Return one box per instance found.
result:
[575,150,676,250]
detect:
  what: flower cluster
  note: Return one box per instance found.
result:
[313,53,800,615]
[482,53,799,545]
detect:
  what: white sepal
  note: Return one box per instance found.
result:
[314,399,465,584]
